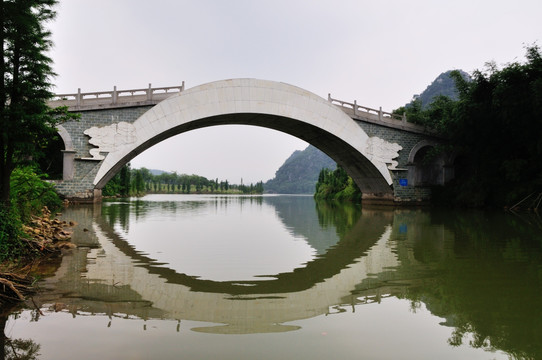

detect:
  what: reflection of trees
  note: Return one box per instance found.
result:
[264,196,345,254]
[4,338,40,360]
[397,210,542,359]
[102,198,208,232]
[314,200,361,237]
[102,200,131,231]
[0,307,40,360]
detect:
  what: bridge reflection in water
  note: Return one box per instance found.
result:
[34,197,430,335]
[19,197,542,359]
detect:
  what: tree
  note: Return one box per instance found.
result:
[119,164,131,196]
[0,0,68,205]
[444,47,542,205]
[314,166,360,201]
[132,169,144,194]
[394,45,542,206]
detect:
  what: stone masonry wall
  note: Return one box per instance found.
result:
[356,121,438,203]
[53,106,152,201]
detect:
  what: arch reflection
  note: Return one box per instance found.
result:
[40,196,399,334]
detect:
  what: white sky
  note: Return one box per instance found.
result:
[48,0,541,184]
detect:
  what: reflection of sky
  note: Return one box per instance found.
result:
[114,195,316,281]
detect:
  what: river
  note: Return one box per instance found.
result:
[1,194,541,359]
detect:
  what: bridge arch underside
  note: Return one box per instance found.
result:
[96,113,393,200]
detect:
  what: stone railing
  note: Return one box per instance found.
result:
[328,94,407,124]
[49,83,185,110]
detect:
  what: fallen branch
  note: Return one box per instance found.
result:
[509,193,534,211]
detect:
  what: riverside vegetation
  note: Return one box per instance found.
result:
[0,167,73,304]
[0,0,77,304]
[314,166,361,201]
[393,45,542,208]
[102,164,264,197]
[316,45,542,207]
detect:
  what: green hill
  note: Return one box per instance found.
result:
[411,69,470,108]
[264,145,336,194]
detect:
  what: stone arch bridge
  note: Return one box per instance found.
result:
[48,79,454,204]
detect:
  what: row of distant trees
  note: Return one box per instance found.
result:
[102,164,264,197]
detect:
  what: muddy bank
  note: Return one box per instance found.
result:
[0,207,75,305]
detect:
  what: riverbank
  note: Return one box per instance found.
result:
[0,206,75,306]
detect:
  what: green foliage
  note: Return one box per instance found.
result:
[132,169,145,195]
[265,145,336,194]
[314,166,361,202]
[0,203,24,260]
[443,46,542,206]
[0,0,77,260]
[394,46,542,207]
[102,165,264,196]
[395,95,457,133]
[0,0,69,203]
[102,172,122,197]
[119,164,131,196]
[9,166,61,222]
[0,166,61,260]
[394,98,426,124]
[414,70,470,109]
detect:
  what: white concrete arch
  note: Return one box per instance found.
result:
[407,140,438,164]
[57,124,74,151]
[90,79,401,198]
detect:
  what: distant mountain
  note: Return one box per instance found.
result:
[410,70,470,109]
[264,145,336,194]
[149,169,167,176]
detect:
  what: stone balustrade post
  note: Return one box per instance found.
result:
[147,83,152,101]
[379,107,383,122]
[76,88,81,107]
[112,86,118,104]
[354,100,358,116]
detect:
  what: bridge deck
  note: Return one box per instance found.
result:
[327,94,430,135]
[48,83,431,134]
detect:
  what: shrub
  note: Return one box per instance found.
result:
[0,167,63,261]
[0,204,24,261]
[10,167,62,223]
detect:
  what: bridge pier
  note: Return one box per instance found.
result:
[361,193,396,206]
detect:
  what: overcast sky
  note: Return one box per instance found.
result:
[48,0,541,184]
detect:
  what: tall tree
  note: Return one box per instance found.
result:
[0,0,62,204]
[445,46,542,205]
[119,164,131,196]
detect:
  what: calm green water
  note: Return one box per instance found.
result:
[2,194,542,359]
